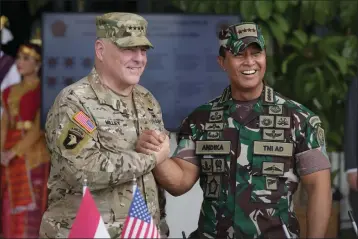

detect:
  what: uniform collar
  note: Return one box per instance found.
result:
[217,83,277,107]
[87,67,149,115]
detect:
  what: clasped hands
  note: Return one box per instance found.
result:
[135,130,170,165]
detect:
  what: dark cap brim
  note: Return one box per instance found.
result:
[112,36,154,49]
[239,37,265,53]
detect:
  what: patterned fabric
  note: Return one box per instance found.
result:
[218,22,265,55]
[39,68,168,238]
[173,85,331,239]
[1,80,50,238]
[96,12,153,48]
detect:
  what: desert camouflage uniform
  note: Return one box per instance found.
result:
[172,22,331,239]
[39,12,168,238]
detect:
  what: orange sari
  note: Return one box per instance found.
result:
[0,79,50,238]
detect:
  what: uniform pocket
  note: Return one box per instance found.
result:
[251,155,292,204]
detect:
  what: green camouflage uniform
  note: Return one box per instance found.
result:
[172,22,331,239]
[39,12,168,238]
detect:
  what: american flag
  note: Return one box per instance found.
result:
[121,186,160,238]
[73,111,96,133]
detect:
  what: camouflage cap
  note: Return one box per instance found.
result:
[218,22,265,55]
[96,12,153,48]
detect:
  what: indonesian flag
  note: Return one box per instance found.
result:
[68,187,110,238]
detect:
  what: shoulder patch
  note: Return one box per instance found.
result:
[309,115,321,128]
[57,121,92,155]
[73,111,96,133]
[316,126,325,147]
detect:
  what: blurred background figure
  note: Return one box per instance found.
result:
[0,15,21,115]
[0,36,50,238]
[344,76,358,221]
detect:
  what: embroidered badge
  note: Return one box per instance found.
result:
[73,111,96,133]
[63,127,84,149]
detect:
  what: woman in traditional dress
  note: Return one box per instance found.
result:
[0,40,50,238]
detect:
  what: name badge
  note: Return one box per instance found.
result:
[253,141,293,157]
[196,140,231,155]
[262,129,285,141]
[275,116,291,129]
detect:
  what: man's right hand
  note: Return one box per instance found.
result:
[347,172,358,191]
[136,130,170,165]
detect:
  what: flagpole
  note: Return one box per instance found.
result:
[132,176,137,196]
[83,177,88,198]
[280,216,290,238]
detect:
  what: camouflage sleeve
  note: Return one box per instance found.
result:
[45,93,157,190]
[294,115,331,176]
[172,117,199,166]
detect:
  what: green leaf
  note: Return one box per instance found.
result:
[281,53,298,73]
[287,37,305,51]
[255,0,273,20]
[274,0,289,13]
[240,0,257,21]
[188,1,201,12]
[314,67,325,92]
[290,0,299,6]
[214,0,227,14]
[328,54,348,75]
[268,20,286,47]
[293,30,308,46]
[259,24,273,55]
[340,1,358,27]
[314,0,334,25]
[309,35,321,44]
[227,0,240,14]
[272,14,290,33]
[300,1,314,25]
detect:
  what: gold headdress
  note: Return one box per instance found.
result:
[30,28,42,46]
[18,28,42,61]
[0,15,9,30]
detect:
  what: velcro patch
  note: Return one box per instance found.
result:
[262,162,285,176]
[265,176,278,190]
[268,105,283,115]
[207,131,221,140]
[275,116,290,129]
[264,86,274,103]
[73,111,96,133]
[259,115,274,128]
[309,116,321,128]
[253,141,293,157]
[209,111,224,122]
[262,129,285,141]
[316,126,325,146]
[205,122,224,131]
[57,121,91,155]
[196,140,231,155]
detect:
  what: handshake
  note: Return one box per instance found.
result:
[135,130,171,165]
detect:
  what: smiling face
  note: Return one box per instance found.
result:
[102,40,148,86]
[217,44,266,92]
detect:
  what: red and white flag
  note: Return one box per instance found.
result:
[121,185,160,238]
[68,187,110,238]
